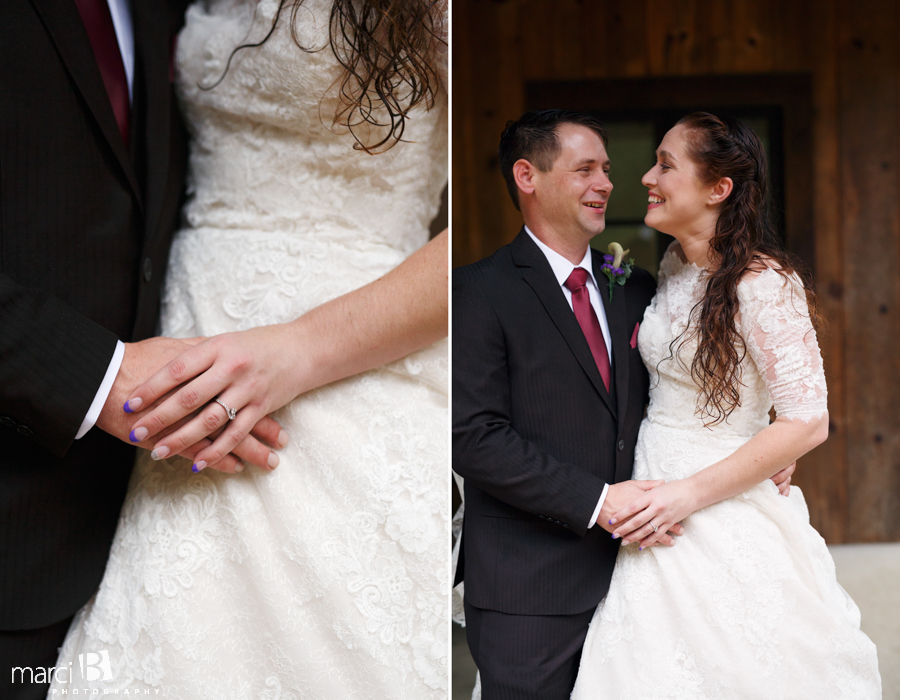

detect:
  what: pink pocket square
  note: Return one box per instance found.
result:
[630,322,640,349]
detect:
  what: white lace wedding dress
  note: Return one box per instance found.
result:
[51,1,448,697]
[571,251,880,699]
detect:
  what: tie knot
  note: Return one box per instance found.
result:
[565,267,589,292]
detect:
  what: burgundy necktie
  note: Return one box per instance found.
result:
[74,0,130,145]
[564,267,611,392]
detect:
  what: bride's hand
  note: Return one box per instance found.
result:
[125,229,449,472]
[609,479,698,549]
[123,325,305,472]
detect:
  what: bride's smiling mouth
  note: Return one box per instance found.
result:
[647,192,665,210]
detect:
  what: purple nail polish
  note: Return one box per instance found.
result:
[123,401,134,414]
[192,464,199,473]
[129,426,148,443]
[611,533,619,539]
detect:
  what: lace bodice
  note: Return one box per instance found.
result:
[640,250,827,441]
[176,0,447,257]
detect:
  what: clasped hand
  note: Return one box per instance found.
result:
[99,332,299,473]
[605,463,796,549]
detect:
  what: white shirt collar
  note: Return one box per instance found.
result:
[524,226,597,289]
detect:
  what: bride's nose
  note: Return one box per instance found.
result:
[641,167,656,188]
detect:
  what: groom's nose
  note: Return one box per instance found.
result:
[593,171,612,194]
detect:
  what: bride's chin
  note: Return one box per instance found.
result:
[644,214,668,235]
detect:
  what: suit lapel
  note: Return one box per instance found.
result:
[595,248,630,425]
[29,0,141,203]
[130,0,171,245]
[512,231,616,418]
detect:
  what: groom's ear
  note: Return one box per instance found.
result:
[513,159,538,197]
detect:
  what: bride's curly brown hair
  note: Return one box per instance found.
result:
[210,0,445,154]
[673,112,821,426]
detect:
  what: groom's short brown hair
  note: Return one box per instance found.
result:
[499,109,609,210]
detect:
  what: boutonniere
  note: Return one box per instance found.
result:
[600,242,634,302]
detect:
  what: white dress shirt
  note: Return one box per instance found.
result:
[75,0,135,440]
[523,227,611,529]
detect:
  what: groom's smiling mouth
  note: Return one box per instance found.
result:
[584,202,606,211]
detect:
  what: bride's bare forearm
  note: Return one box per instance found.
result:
[686,413,829,511]
[284,229,448,395]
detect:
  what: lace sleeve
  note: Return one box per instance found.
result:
[738,269,827,423]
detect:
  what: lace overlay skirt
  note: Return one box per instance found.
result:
[571,420,881,699]
[50,227,449,698]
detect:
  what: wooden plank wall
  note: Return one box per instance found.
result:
[451,0,900,543]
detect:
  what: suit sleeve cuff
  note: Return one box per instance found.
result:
[75,340,125,439]
[587,483,609,529]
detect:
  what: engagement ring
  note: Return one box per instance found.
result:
[215,398,238,421]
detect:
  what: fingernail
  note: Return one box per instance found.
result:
[123,397,143,413]
[267,452,280,469]
[610,519,617,525]
[608,519,613,525]
[150,446,170,460]
[129,427,148,443]
[639,546,643,551]
[192,461,206,473]
[622,539,630,546]
[611,533,619,540]
[234,463,244,473]
[277,430,289,448]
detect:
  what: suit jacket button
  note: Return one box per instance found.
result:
[617,439,625,451]
[17,425,33,436]
[0,416,14,428]
[143,257,153,282]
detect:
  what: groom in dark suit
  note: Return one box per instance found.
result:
[453,110,673,699]
[0,2,190,697]
[0,3,273,698]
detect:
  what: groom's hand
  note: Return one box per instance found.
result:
[597,480,684,546]
[96,338,283,472]
[770,461,796,496]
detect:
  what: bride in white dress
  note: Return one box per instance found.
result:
[571,113,880,698]
[51,0,448,697]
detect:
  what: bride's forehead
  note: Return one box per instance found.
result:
[658,125,693,156]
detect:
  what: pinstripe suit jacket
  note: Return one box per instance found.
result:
[453,229,656,616]
[0,0,188,629]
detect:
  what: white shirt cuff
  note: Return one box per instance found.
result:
[75,340,125,439]
[587,482,609,529]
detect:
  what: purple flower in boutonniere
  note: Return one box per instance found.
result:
[600,242,634,302]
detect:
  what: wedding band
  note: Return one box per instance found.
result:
[649,520,658,533]
[215,398,238,421]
